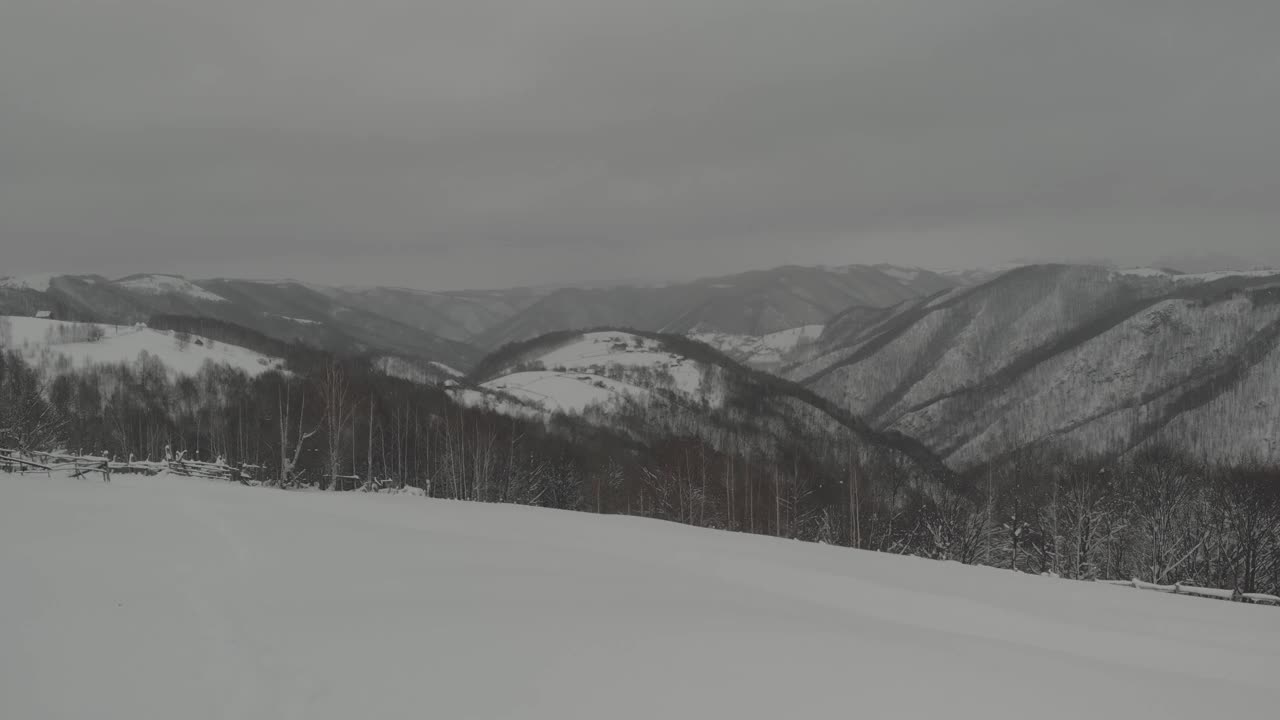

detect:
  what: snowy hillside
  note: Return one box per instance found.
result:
[2,471,1277,720]
[0,316,283,377]
[691,324,823,369]
[534,331,707,394]
[114,274,229,303]
[477,370,652,415]
[0,273,60,293]
[374,356,463,385]
[455,331,722,418]
[795,265,1280,467]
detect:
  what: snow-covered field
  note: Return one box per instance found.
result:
[1,316,283,377]
[457,331,718,417]
[481,370,650,414]
[2,471,1277,719]
[534,331,705,395]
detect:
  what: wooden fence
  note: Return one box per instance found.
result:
[1099,578,1280,606]
[1,449,264,485]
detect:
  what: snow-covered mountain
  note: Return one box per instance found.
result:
[792,264,1280,468]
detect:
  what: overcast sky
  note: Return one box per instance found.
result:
[3,1,1279,289]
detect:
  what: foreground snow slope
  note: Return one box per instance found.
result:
[2,473,1278,719]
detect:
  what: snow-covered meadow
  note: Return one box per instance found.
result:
[2,471,1277,719]
[453,331,721,418]
[0,316,283,377]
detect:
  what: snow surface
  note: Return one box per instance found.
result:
[116,275,228,303]
[376,357,465,386]
[880,266,921,282]
[0,316,283,377]
[1114,267,1280,283]
[2,471,1278,719]
[0,273,59,292]
[1172,269,1280,282]
[448,386,545,419]
[430,361,464,378]
[480,370,649,414]
[278,315,321,325]
[1115,267,1173,278]
[692,325,824,367]
[532,331,706,396]
[457,332,729,421]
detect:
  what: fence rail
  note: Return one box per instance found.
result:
[1,449,262,484]
[1099,578,1280,606]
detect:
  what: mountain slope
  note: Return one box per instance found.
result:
[461,328,957,485]
[794,265,1280,467]
[0,275,480,370]
[476,265,960,349]
[195,279,480,369]
[325,285,551,342]
[0,263,963,369]
[4,471,1276,720]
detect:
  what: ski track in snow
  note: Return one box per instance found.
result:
[3,471,1279,719]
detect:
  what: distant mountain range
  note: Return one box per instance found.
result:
[0,263,959,368]
[6,260,1279,469]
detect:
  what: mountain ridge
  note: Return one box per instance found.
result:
[792,264,1280,468]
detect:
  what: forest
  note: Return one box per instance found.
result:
[2,321,1278,597]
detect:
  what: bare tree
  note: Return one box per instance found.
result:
[0,359,64,455]
[1123,448,1204,584]
[320,361,355,491]
[277,380,320,488]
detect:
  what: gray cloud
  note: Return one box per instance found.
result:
[3,0,1279,288]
